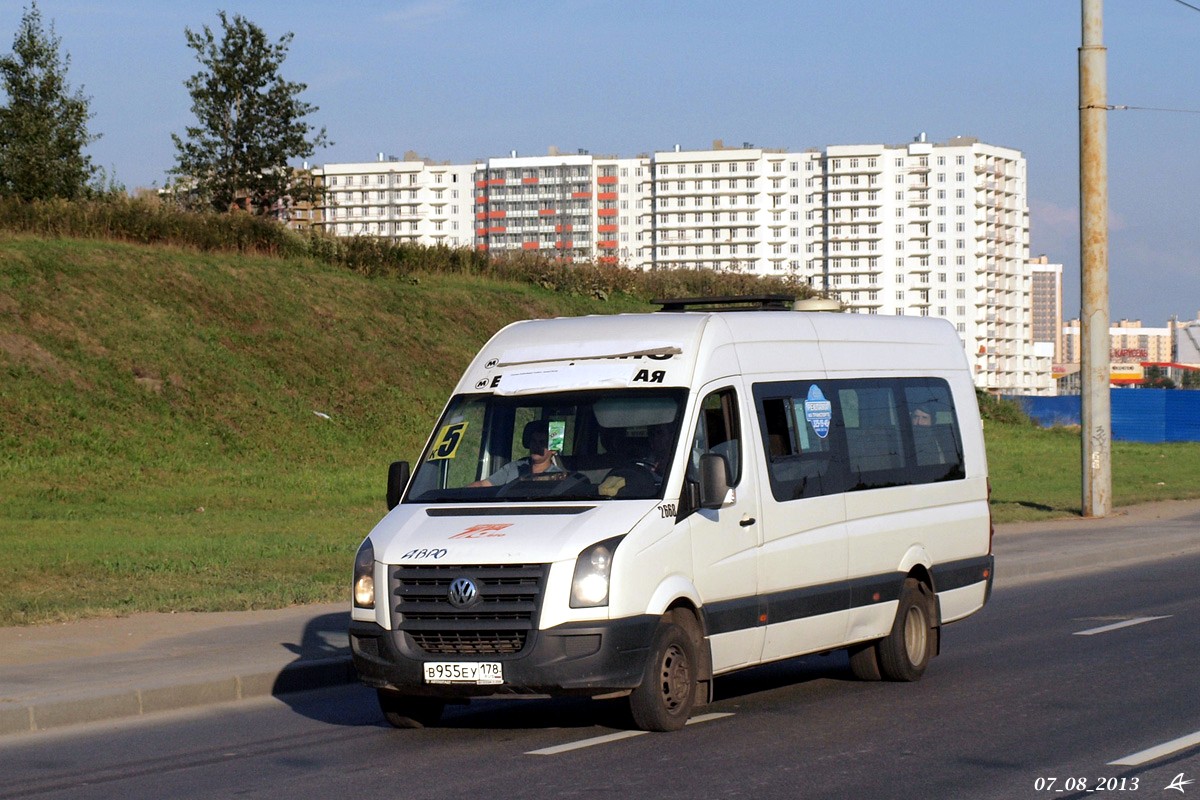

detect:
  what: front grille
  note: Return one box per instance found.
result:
[390,563,548,656]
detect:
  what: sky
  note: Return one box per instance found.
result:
[7,0,1200,326]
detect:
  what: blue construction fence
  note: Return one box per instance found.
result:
[1005,390,1200,443]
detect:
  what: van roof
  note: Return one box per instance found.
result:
[456,310,966,396]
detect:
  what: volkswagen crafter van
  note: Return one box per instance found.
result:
[349,296,994,731]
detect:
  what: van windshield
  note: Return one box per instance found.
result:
[405,388,688,503]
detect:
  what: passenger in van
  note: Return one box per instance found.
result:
[911,403,950,466]
[598,424,672,498]
[911,403,934,427]
[470,419,565,487]
[644,423,674,477]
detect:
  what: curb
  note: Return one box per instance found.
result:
[0,656,355,737]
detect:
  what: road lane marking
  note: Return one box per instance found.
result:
[1109,729,1200,766]
[1073,616,1171,636]
[527,730,645,755]
[685,712,735,725]
[525,712,734,755]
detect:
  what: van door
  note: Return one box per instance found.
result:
[752,381,850,661]
[686,383,763,673]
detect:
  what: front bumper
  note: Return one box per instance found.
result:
[349,615,658,698]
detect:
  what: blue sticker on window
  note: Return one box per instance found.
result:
[804,385,832,439]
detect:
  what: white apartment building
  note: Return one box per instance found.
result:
[313,136,1052,393]
[803,138,1049,393]
[311,155,475,248]
[647,143,819,274]
[473,150,651,265]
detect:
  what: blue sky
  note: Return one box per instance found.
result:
[10,0,1200,327]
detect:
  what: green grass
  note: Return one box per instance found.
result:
[2,233,1199,625]
[985,422,1200,522]
[0,234,649,624]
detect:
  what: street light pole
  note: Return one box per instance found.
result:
[1079,0,1112,517]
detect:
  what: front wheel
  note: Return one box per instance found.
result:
[876,578,937,682]
[377,689,444,729]
[628,611,700,732]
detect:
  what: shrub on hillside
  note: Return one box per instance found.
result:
[0,196,813,302]
[0,195,309,257]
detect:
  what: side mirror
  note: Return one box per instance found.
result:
[386,461,410,510]
[698,453,730,510]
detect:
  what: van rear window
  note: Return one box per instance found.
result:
[753,378,965,502]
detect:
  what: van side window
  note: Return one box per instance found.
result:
[689,388,741,485]
[903,382,964,477]
[758,389,841,500]
[753,378,964,501]
[839,385,906,483]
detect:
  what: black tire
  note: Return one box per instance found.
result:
[377,689,444,729]
[628,611,699,732]
[847,641,882,681]
[877,578,936,682]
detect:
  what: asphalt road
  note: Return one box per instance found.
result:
[3,554,1198,800]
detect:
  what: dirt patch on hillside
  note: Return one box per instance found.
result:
[0,333,89,388]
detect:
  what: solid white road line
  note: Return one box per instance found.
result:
[1109,730,1200,766]
[1073,616,1171,636]
[525,712,735,755]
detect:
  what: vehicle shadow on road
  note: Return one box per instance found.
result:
[712,652,860,702]
[271,611,361,725]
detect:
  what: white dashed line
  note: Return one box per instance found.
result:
[1073,616,1171,636]
[1110,729,1200,766]
[525,712,734,755]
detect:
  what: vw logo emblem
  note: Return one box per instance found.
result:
[448,577,479,608]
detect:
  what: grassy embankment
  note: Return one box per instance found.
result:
[2,230,1198,625]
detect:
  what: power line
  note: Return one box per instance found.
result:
[1169,0,1200,13]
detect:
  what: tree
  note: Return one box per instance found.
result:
[170,12,328,215]
[1140,366,1175,390]
[0,2,97,201]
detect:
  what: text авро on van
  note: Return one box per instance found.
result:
[349,296,994,731]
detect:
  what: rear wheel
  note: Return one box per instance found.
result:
[377,689,444,729]
[628,611,700,732]
[877,578,936,682]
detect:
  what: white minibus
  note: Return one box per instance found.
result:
[350,296,994,731]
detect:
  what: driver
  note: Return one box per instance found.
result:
[471,419,564,487]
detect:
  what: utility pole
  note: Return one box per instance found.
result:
[1079,0,1112,517]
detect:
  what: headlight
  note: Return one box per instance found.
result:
[570,536,623,608]
[353,538,375,609]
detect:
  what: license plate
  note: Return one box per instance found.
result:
[423,661,503,685]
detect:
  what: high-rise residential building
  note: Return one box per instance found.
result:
[472,150,651,265]
[1029,255,1064,366]
[311,155,475,248]
[312,136,1053,393]
[647,142,818,274]
[801,138,1048,393]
